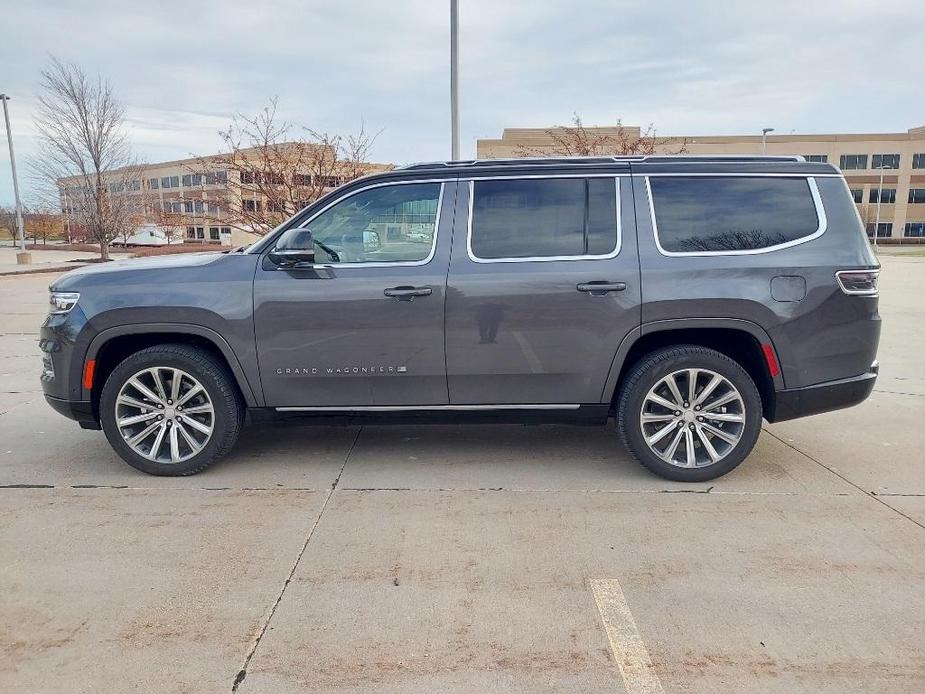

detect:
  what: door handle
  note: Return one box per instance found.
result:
[384,285,433,301]
[576,281,627,296]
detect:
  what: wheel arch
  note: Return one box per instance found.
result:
[602,319,784,419]
[84,324,260,420]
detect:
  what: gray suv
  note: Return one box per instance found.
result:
[40,155,881,481]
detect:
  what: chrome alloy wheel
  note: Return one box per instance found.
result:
[639,368,746,468]
[114,367,215,464]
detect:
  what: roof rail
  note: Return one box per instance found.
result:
[401,154,805,170]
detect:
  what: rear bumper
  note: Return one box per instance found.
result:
[45,395,100,430]
[769,363,878,423]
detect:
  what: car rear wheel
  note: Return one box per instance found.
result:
[616,345,763,482]
[100,344,243,476]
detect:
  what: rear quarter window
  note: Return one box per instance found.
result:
[648,177,822,254]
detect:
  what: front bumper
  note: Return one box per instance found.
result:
[44,395,100,430]
[769,363,878,423]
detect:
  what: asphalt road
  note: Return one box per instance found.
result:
[1,255,923,693]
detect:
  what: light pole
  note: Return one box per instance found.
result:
[761,127,774,154]
[450,0,460,160]
[0,94,29,264]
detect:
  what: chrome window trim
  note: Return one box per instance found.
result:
[644,175,828,258]
[276,404,581,412]
[249,177,454,258]
[465,176,622,264]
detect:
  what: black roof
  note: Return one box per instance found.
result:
[384,155,838,178]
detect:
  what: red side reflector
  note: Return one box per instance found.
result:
[83,360,96,390]
[761,344,780,378]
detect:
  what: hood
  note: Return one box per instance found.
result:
[50,252,235,291]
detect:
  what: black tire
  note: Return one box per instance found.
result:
[616,345,762,482]
[100,344,243,476]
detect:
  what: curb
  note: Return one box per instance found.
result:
[0,263,89,277]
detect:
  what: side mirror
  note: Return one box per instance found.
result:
[269,227,315,266]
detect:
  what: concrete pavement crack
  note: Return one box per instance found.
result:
[230,425,362,692]
[763,428,925,531]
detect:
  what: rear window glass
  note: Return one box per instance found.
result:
[649,177,820,253]
[470,178,618,259]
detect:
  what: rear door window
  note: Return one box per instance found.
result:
[469,178,619,260]
[648,177,821,254]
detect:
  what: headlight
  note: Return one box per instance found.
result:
[49,291,80,314]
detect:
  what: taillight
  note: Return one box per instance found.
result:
[835,269,879,296]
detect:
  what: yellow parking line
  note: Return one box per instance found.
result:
[590,578,664,694]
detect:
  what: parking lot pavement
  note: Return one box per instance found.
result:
[1,256,924,693]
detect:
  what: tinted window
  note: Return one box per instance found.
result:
[650,177,820,253]
[470,178,618,259]
[308,182,441,264]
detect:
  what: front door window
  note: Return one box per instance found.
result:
[307,183,442,265]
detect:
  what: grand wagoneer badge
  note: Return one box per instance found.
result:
[276,365,408,376]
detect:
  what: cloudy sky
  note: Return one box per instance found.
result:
[0,0,922,204]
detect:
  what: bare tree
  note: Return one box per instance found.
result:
[195,99,386,236]
[0,206,17,246]
[31,58,142,260]
[514,113,688,158]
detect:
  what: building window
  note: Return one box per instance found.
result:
[207,202,221,214]
[220,226,231,235]
[866,222,892,237]
[186,227,196,239]
[182,200,193,213]
[209,227,220,240]
[803,154,828,163]
[850,188,863,203]
[293,173,312,186]
[839,154,868,170]
[171,201,183,213]
[869,188,897,204]
[471,178,618,259]
[182,174,191,187]
[148,178,159,190]
[908,189,925,204]
[195,227,205,239]
[913,153,925,169]
[194,200,204,213]
[649,177,819,253]
[204,171,227,185]
[242,199,262,212]
[871,154,901,169]
[905,222,925,237]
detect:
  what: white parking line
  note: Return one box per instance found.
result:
[590,578,665,694]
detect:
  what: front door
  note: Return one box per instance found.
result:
[445,172,640,405]
[255,180,456,408]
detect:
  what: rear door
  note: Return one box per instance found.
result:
[444,170,641,405]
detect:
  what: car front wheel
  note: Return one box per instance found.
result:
[99,344,243,476]
[617,345,763,482]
